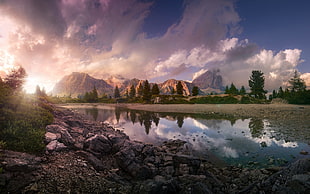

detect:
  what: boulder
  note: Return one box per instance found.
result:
[46,140,67,152]
[84,134,112,156]
[44,132,59,143]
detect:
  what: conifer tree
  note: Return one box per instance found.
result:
[137,83,143,97]
[288,70,306,92]
[229,83,239,95]
[278,87,284,98]
[91,86,98,102]
[151,83,160,95]
[192,86,199,96]
[171,88,175,95]
[129,84,136,98]
[248,70,267,99]
[35,85,42,96]
[272,90,278,98]
[224,86,230,94]
[114,86,120,98]
[142,80,151,102]
[239,86,246,95]
[176,81,183,95]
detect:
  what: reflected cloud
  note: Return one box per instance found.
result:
[66,105,309,166]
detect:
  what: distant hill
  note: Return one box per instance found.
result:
[52,72,113,97]
[52,71,224,97]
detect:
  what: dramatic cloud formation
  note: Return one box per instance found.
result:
[0,0,308,92]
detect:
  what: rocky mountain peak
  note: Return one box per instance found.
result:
[52,72,112,97]
[192,69,223,89]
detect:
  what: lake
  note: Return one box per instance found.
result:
[63,104,310,168]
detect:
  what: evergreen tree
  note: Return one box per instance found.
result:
[272,90,278,98]
[137,83,143,97]
[84,92,90,102]
[35,85,42,96]
[239,86,246,95]
[142,80,151,102]
[224,86,230,94]
[41,87,47,97]
[248,70,267,99]
[114,86,120,98]
[192,86,199,96]
[151,83,160,95]
[171,88,175,95]
[278,87,284,98]
[176,81,183,95]
[288,70,306,92]
[91,86,98,102]
[229,83,239,95]
[129,84,136,98]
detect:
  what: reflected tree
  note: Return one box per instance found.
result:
[115,107,121,123]
[152,113,160,127]
[143,118,151,135]
[176,115,184,128]
[88,108,98,121]
[249,118,264,138]
[138,114,143,126]
[130,110,137,124]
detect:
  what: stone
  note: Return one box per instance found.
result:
[45,132,59,143]
[46,140,67,152]
[300,150,308,155]
[84,134,112,156]
[76,151,105,171]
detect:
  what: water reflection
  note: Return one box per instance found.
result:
[67,105,310,168]
[249,118,264,138]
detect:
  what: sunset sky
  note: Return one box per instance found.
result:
[0,0,309,93]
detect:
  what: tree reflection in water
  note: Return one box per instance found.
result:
[85,108,98,121]
[115,107,121,123]
[176,115,184,128]
[249,118,264,138]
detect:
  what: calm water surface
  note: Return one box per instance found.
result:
[63,104,309,168]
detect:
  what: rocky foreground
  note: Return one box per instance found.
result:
[1,107,309,193]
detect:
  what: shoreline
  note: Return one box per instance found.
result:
[60,103,310,119]
[1,105,309,193]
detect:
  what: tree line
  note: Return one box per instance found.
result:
[71,69,309,104]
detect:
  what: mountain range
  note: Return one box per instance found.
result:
[52,70,223,97]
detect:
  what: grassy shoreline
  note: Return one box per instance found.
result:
[60,103,310,119]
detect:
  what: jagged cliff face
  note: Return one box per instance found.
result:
[52,72,113,97]
[159,79,193,96]
[52,70,224,97]
[192,70,223,89]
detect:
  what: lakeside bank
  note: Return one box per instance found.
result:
[1,104,309,193]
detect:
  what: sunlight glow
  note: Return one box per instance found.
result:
[23,75,55,94]
[0,51,16,75]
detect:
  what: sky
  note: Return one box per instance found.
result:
[0,0,309,93]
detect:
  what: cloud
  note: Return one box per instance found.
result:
[0,0,308,93]
[301,73,310,88]
[192,69,208,80]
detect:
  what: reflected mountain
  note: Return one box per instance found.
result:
[67,104,310,168]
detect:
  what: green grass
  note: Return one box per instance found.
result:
[0,96,53,154]
[190,96,239,104]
